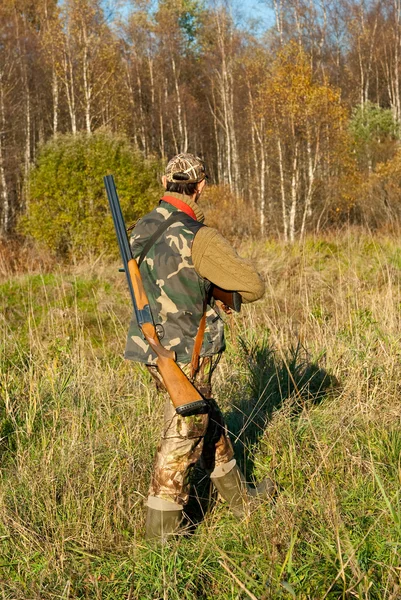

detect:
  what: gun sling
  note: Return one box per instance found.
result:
[137,212,193,268]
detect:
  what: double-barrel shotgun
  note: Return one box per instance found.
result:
[104,174,211,417]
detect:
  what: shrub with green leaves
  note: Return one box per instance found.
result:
[349,102,399,171]
[20,131,161,258]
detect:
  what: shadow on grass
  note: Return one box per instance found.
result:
[184,334,338,529]
[228,336,339,475]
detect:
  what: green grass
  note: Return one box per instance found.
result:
[0,231,400,599]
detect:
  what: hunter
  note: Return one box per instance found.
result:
[125,153,273,541]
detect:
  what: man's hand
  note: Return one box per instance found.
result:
[215,299,233,315]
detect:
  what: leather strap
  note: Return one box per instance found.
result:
[190,302,207,378]
[138,212,189,267]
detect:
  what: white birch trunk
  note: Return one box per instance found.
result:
[148,56,155,152]
[254,116,267,236]
[215,10,239,192]
[52,66,59,135]
[171,56,187,153]
[16,11,31,201]
[259,142,266,236]
[289,142,299,242]
[300,128,319,239]
[24,79,31,184]
[277,137,288,241]
[170,117,179,155]
[220,67,231,186]
[0,71,9,234]
[248,86,260,212]
[228,65,239,192]
[63,38,77,135]
[43,2,59,136]
[136,64,147,153]
[159,87,165,159]
[209,87,223,182]
[82,36,92,133]
[273,0,284,45]
[123,52,141,148]
[394,0,401,123]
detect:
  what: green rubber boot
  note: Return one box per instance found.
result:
[210,459,274,519]
[145,496,183,542]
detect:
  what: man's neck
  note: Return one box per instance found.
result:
[161,192,205,223]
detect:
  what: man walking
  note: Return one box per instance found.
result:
[124,153,271,541]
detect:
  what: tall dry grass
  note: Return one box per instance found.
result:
[0,238,57,279]
[0,230,400,599]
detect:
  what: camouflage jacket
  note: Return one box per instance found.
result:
[124,200,225,365]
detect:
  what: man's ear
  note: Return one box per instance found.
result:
[197,179,206,194]
[161,175,168,189]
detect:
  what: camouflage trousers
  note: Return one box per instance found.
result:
[146,355,234,507]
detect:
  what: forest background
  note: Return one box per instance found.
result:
[2,0,401,248]
[1,1,401,599]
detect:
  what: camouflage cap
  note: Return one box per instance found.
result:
[165,153,207,184]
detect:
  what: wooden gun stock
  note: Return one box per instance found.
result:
[128,258,207,415]
[211,286,242,312]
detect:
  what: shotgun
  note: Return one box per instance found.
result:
[104,175,209,417]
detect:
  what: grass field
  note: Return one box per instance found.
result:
[0,231,400,599]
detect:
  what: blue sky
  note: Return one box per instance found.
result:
[112,0,275,33]
[233,0,275,28]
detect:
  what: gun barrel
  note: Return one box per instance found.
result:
[104,175,137,308]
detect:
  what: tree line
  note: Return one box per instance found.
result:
[1,0,401,245]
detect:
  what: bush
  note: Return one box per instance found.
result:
[357,148,401,229]
[20,131,161,258]
[349,102,399,172]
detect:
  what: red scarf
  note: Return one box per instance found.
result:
[160,195,197,221]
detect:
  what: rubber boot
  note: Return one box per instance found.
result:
[210,459,274,519]
[145,496,183,542]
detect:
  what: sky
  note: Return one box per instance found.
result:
[111,0,276,33]
[233,0,275,29]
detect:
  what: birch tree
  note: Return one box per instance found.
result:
[60,0,120,134]
[0,66,11,234]
[379,0,401,124]
[154,0,203,155]
[202,7,241,193]
[256,43,347,240]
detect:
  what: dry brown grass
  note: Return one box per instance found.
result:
[0,231,400,598]
[0,237,56,279]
